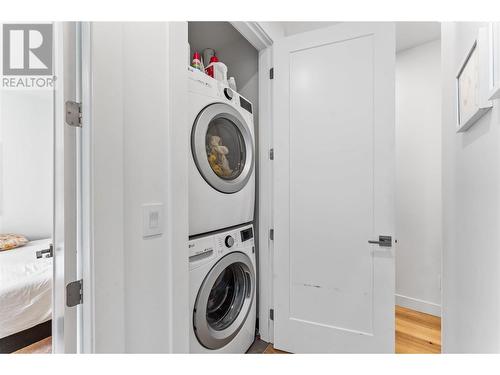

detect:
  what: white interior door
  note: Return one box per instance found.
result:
[52,22,81,353]
[273,22,396,353]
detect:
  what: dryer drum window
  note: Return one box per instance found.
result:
[193,252,255,350]
[192,103,254,194]
[206,118,246,181]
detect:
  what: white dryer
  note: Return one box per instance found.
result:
[188,67,255,236]
[189,224,256,353]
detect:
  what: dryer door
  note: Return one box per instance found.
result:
[193,252,255,350]
[192,103,254,194]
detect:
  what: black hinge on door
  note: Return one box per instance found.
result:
[66,279,83,307]
[269,148,274,160]
[269,229,274,241]
[269,309,274,321]
[269,68,274,79]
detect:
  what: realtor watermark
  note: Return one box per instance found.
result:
[1,23,55,89]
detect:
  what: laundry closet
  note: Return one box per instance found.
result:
[184,22,398,354]
[187,22,261,353]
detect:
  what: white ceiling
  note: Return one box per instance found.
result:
[281,22,338,37]
[277,22,441,52]
[395,22,440,52]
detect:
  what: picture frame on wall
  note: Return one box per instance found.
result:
[489,22,500,100]
[456,27,493,133]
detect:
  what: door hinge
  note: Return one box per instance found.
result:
[269,67,274,80]
[269,309,274,321]
[66,279,83,307]
[269,148,274,160]
[65,101,82,127]
[269,229,274,241]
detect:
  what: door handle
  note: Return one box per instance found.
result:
[368,235,392,247]
[36,244,53,259]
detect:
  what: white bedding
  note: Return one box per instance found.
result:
[0,239,52,339]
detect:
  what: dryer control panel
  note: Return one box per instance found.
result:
[188,224,254,270]
[188,67,253,116]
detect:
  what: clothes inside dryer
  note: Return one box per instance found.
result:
[206,118,246,180]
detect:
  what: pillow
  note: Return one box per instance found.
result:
[0,234,29,251]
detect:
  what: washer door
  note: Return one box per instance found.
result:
[193,252,255,350]
[192,103,254,194]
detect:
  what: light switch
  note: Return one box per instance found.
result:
[142,203,164,238]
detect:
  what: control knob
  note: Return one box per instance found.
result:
[225,235,234,248]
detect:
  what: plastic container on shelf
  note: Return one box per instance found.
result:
[191,52,203,71]
[228,77,237,91]
[205,55,218,78]
[202,48,215,69]
[213,62,228,85]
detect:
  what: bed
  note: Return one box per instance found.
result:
[0,239,53,351]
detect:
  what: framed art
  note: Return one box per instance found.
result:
[489,22,500,100]
[456,27,493,132]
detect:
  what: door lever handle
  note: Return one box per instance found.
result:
[36,244,54,259]
[368,235,392,247]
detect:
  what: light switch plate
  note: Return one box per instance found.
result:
[142,203,164,238]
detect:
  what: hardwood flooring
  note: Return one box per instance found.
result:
[14,336,52,354]
[17,306,441,354]
[395,305,441,354]
[258,305,441,354]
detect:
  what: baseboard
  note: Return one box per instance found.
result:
[396,294,441,317]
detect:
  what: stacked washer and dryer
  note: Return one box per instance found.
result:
[187,67,257,353]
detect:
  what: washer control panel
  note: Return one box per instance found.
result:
[188,224,254,270]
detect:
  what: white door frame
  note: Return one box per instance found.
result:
[53,21,80,353]
[53,21,94,354]
[230,22,276,343]
[80,21,95,354]
[168,22,190,353]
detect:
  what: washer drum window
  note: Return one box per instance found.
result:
[193,252,255,350]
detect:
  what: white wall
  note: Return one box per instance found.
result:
[442,22,500,353]
[188,22,259,126]
[91,22,189,353]
[0,90,53,240]
[395,39,442,316]
[91,22,126,353]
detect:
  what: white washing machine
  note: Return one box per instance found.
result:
[189,224,256,353]
[188,67,255,237]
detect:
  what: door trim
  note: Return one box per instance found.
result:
[80,21,95,354]
[257,45,274,343]
[230,22,273,51]
[53,21,79,354]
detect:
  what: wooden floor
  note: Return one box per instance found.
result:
[13,336,52,354]
[395,305,441,354]
[259,305,441,354]
[16,306,441,354]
